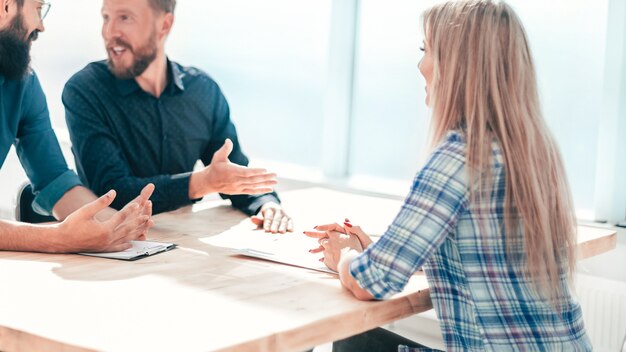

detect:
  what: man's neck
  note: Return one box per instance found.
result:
[135,53,168,98]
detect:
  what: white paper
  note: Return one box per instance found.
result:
[203,230,336,274]
[79,241,176,260]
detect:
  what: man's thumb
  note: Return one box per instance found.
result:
[212,139,233,162]
[76,190,116,219]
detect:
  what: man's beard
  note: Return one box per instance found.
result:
[107,31,158,80]
[0,13,38,81]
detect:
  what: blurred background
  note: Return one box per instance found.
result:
[1,0,625,349]
[14,0,624,222]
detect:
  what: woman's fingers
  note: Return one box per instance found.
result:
[318,237,330,246]
[313,223,346,233]
[303,230,326,239]
[309,245,324,254]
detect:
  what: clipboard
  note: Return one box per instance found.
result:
[79,240,177,261]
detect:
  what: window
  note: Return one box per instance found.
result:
[348,0,626,222]
[27,0,626,223]
[169,0,332,168]
[350,0,430,184]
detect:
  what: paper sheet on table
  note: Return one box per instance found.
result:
[202,230,336,274]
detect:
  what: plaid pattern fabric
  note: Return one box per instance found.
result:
[351,131,591,351]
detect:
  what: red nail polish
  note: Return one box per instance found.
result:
[344,218,351,223]
[344,222,353,228]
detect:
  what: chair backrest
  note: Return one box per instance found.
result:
[15,183,57,223]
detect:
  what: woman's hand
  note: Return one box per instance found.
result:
[304,220,376,300]
[304,220,370,271]
[307,219,374,248]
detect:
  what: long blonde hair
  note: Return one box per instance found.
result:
[423,0,577,301]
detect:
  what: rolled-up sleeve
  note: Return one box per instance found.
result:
[350,133,469,299]
[32,170,81,215]
[16,73,81,215]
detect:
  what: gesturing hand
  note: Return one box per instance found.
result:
[251,202,294,233]
[189,139,278,198]
[117,183,154,242]
[55,184,155,253]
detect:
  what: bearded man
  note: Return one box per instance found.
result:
[0,0,154,253]
[63,0,293,233]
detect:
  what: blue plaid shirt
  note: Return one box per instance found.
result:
[351,131,591,351]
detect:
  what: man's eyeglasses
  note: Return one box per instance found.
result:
[33,0,51,21]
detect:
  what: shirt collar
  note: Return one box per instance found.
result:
[114,58,185,96]
[169,59,185,93]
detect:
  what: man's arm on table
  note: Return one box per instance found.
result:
[0,184,154,253]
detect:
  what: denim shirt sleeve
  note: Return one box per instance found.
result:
[15,73,81,215]
[32,170,82,215]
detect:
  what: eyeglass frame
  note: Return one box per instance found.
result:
[32,0,51,21]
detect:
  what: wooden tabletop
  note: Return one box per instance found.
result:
[576,224,618,260]
[0,185,617,352]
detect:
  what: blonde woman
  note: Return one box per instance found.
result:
[305,0,591,350]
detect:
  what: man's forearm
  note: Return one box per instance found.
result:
[0,220,63,253]
[188,169,207,200]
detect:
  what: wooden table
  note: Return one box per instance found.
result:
[576,224,618,260]
[0,185,617,352]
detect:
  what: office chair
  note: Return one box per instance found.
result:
[15,183,57,223]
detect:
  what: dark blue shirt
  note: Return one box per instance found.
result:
[0,72,81,216]
[62,60,279,215]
